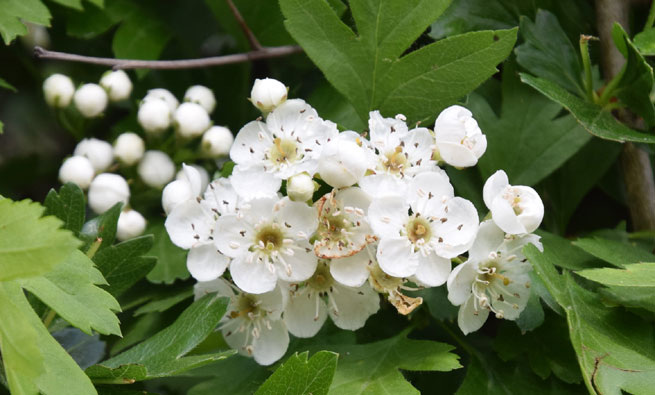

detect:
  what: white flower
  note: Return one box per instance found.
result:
[174,102,211,138]
[229,99,337,199]
[368,172,478,286]
[368,260,423,315]
[250,78,288,113]
[184,85,216,114]
[195,279,288,366]
[116,209,146,241]
[286,173,315,202]
[113,132,145,166]
[138,150,175,188]
[433,105,486,167]
[43,74,74,108]
[87,173,130,214]
[314,187,375,259]
[74,138,114,173]
[483,170,544,235]
[58,156,95,189]
[201,126,234,158]
[329,247,374,288]
[318,131,373,188]
[74,83,108,118]
[447,220,542,335]
[144,88,179,112]
[99,70,132,102]
[176,164,209,193]
[214,196,318,294]
[284,261,379,337]
[138,98,172,134]
[162,164,203,214]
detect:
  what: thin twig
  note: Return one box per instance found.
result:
[225,0,263,50]
[33,45,302,70]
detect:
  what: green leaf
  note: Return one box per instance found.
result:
[52,327,106,370]
[50,0,83,10]
[80,202,122,252]
[418,284,458,321]
[65,0,133,39]
[515,10,584,96]
[634,27,655,56]
[0,281,96,394]
[536,232,600,271]
[470,60,590,186]
[188,356,271,395]
[520,73,655,143]
[44,182,86,236]
[0,199,80,281]
[577,262,655,287]
[515,292,544,332]
[21,249,122,336]
[280,0,517,123]
[133,287,193,316]
[572,237,655,267]
[0,0,51,45]
[87,295,233,381]
[0,77,16,92]
[93,235,157,297]
[145,222,189,284]
[255,351,338,395]
[610,23,655,126]
[525,244,655,394]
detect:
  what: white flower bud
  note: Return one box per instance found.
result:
[113,132,145,166]
[250,78,288,113]
[58,156,95,189]
[174,102,211,138]
[74,138,114,173]
[184,85,216,114]
[43,74,74,108]
[87,173,130,214]
[138,150,175,188]
[434,105,487,168]
[138,99,171,134]
[287,173,315,202]
[116,209,146,241]
[201,126,233,158]
[162,180,193,215]
[73,83,108,118]
[99,70,132,102]
[176,164,209,192]
[318,132,371,188]
[144,88,179,112]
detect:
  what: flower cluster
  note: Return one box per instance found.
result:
[166,78,545,365]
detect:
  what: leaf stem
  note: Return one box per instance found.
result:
[579,35,599,103]
[42,309,56,329]
[86,238,103,259]
[645,0,655,30]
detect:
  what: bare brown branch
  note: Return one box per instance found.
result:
[225,0,263,51]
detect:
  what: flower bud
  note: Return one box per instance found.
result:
[43,74,74,108]
[58,156,95,189]
[99,70,132,102]
[184,85,216,114]
[162,180,193,215]
[176,164,209,192]
[318,132,371,188]
[138,150,175,188]
[434,105,487,168]
[88,173,130,214]
[74,138,114,173]
[138,99,171,134]
[73,83,108,118]
[174,102,211,138]
[201,126,233,158]
[250,78,288,113]
[287,173,315,202]
[144,88,179,112]
[116,209,146,241]
[113,132,145,166]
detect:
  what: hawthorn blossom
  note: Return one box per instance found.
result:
[214,196,318,294]
[162,164,203,214]
[284,261,379,337]
[317,131,374,188]
[447,220,542,334]
[433,105,486,167]
[368,259,423,315]
[483,170,544,234]
[195,279,288,366]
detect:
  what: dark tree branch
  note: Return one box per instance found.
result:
[225,0,263,51]
[33,45,302,70]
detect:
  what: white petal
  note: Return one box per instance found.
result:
[336,187,372,213]
[258,286,286,318]
[187,244,229,282]
[284,290,327,338]
[377,236,418,278]
[433,197,479,258]
[241,197,277,224]
[329,284,379,331]
[436,140,479,167]
[483,170,509,209]
[513,186,544,234]
[447,261,478,306]
[275,197,318,237]
[230,254,277,294]
[253,319,289,366]
[214,214,251,258]
[414,253,451,287]
[266,99,317,137]
[368,110,408,150]
[181,163,202,196]
[275,244,318,282]
[194,278,234,300]
[470,133,487,159]
[490,274,531,321]
[457,296,489,335]
[491,196,527,235]
[230,121,269,165]
[359,174,407,200]
[203,178,239,215]
[330,249,371,287]
[408,171,454,212]
[368,197,408,238]
[403,127,435,165]
[468,220,505,263]
[165,200,212,249]
[231,165,281,201]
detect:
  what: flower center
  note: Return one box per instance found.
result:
[306,261,334,293]
[502,187,523,215]
[382,146,408,174]
[368,262,403,293]
[254,224,284,253]
[405,216,432,244]
[231,294,262,320]
[268,137,300,165]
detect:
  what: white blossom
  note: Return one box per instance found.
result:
[74,138,114,173]
[43,74,74,108]
[250,78,288,113]
[144,88,179,112]
[176,164,209,193]
[447,220,542,334]
[368,259,423,315]
[87,173,130,214]
[138,150,175,188]
[483,170,544,235]
[286,173,315,202]
[116,209,146,241]
[433,105,486,167]
[318,131,373,188]
[174,102,211,138]
[184,85,216,113]
[74,83,108,118]
[58,156,95,189]
[201,126,234,158]
[113,132,145,166]
[99,70,132,102]
[138,98,172,134]
[162,164,203,214]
